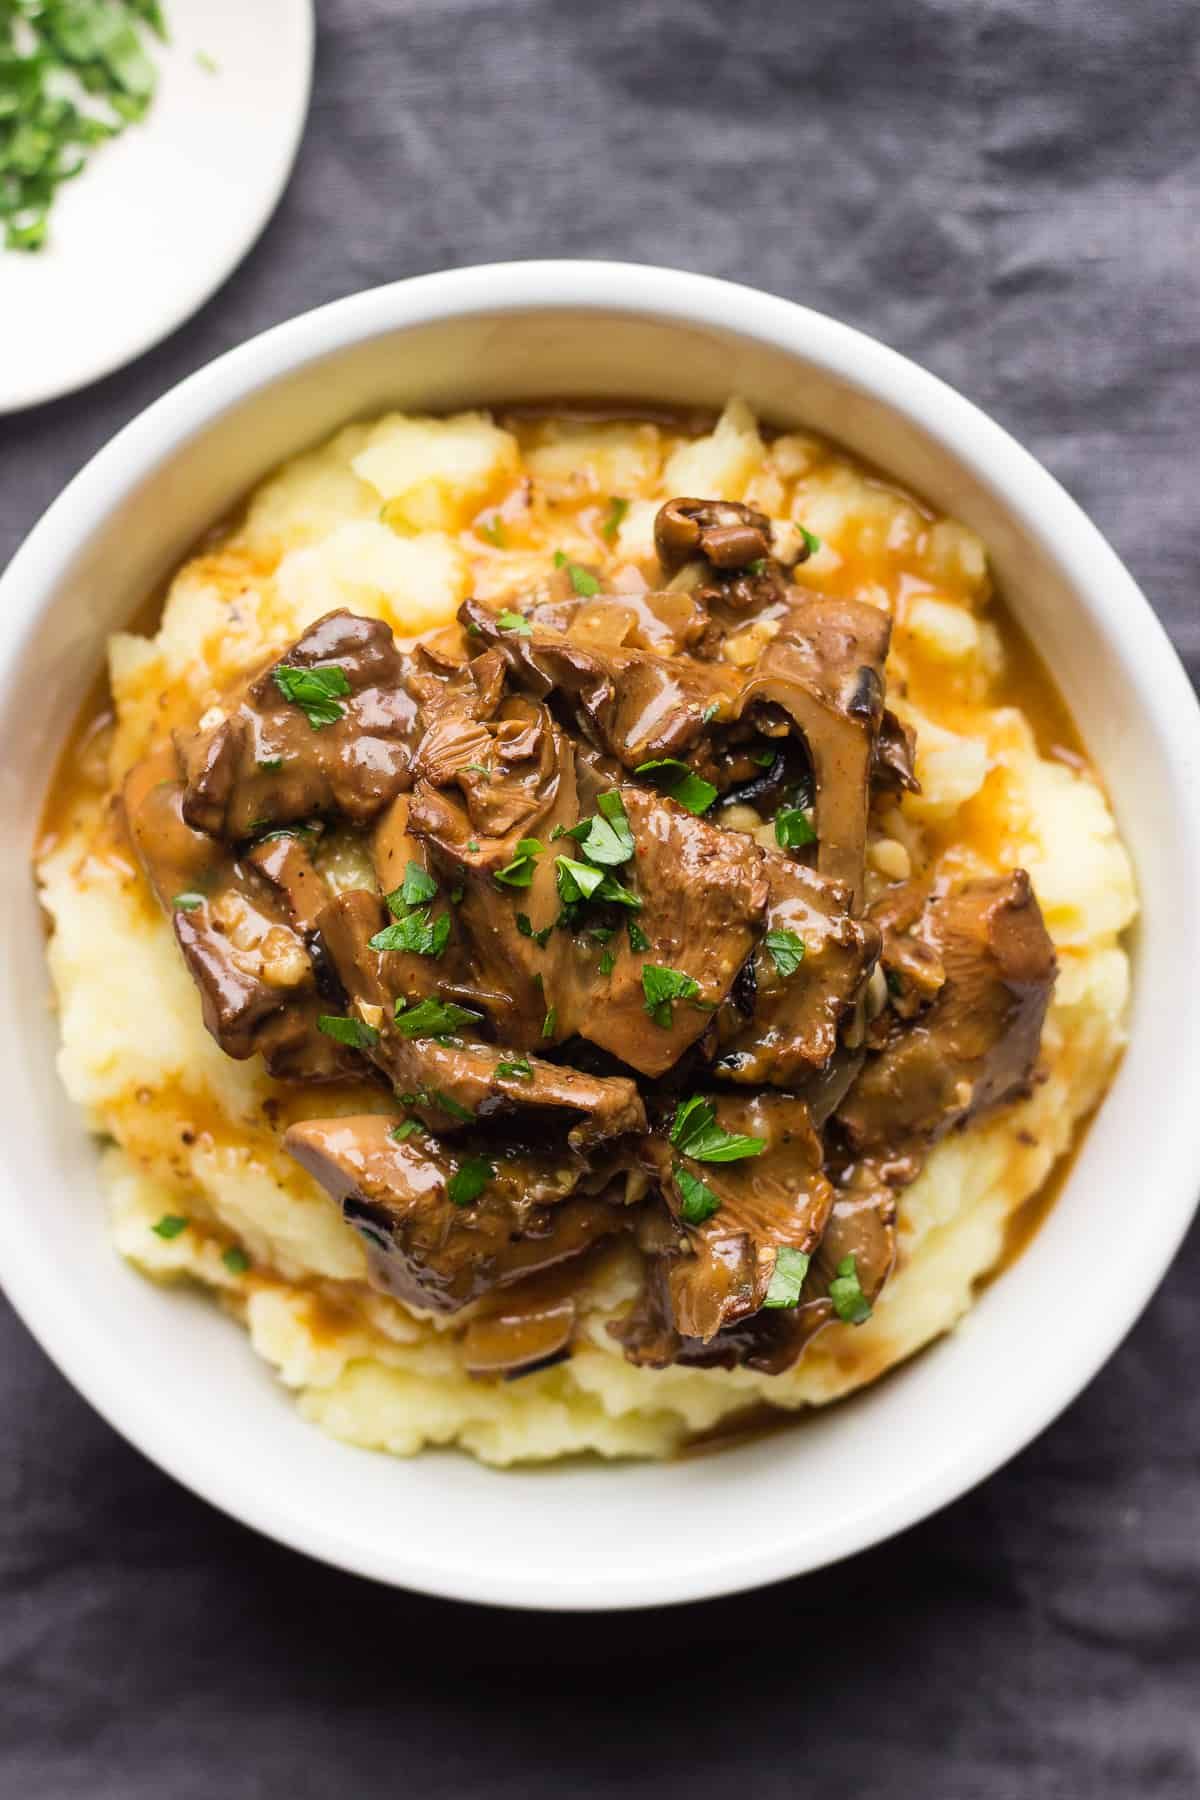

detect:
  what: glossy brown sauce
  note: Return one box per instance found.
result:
[36,403,1107,1436]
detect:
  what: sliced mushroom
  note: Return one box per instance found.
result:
[284,1114,630,1313]
[175,609,420,840]
[738,595,892,907]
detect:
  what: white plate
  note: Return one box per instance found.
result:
[0,0,313,414]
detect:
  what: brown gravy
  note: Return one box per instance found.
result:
[35,404,1105,1429]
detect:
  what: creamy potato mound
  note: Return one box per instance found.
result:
[36,399,1136,1465]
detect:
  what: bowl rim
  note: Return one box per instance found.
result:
[4,259,1200,1610]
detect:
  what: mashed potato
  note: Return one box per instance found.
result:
[36,402,1137,1465]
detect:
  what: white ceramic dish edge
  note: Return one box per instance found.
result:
[2,262,1198,1610]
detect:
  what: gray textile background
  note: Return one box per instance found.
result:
[1,1,1198,1794]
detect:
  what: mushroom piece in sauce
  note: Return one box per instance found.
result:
[122,495,1057,1379]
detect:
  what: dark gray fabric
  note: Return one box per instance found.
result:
[1,1,1197,1793]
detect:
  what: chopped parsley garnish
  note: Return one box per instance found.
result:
[390,1120,422,1142]
[634,758,717,817]
[577,790,634,865]
[541,1006,557,1039]
[494,837,544,888]
[553,549,600,596]
[556,855,607,904]
[829,1254,872,1324]
[554,805,641,914]
[222,1246,251,1276]
[369,909,451,958]
[598,947,616,977]
[497,610,532,636]
[641,964,701,1028]
[317,1014,380,1050]
[481,517,507,547]
[257,756,284,772]
[627,917,651,953]
[797,525,822,557]
[461,762,491,780]
[171,891,205,912]
[447,1157,495,1208]
[701,702,720,724]
[747,558,767,575]
[390,862,438,909]
[674,1164,721,1225]
[775,806,817,850]
[670,1096,766,1163]
[393,997,482,1039]
[750,747,778,767]
[763,1246,811,1309]
[601,496,629,543]
[151,1213,188,1240]
[496,1057,533,1081]
[764,929,806,977]
[253,823,319,845]
[467,840,480,853]
[515,912,554,947]
[272,663,351,729]
[669,771,719,816]
[593,873,641,909]
[0,0,168,253]
[432,1089,475,1122]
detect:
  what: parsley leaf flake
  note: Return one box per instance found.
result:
[670,1096,766,1163]
[273,663,351,729]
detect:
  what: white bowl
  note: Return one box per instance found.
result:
[3,263,1198,1611]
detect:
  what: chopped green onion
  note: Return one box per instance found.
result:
[171,891,205,912]
[222,1246,251,1276]
[152,1214,188,1240]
